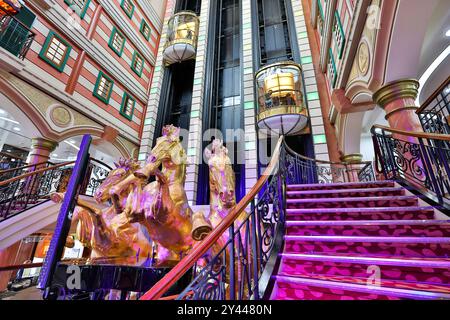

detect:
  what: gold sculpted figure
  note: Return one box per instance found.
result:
[50,159,153,263]
[110,125,211,265]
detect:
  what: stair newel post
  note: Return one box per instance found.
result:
[379,129,392,178]
[417,137,443,203]
[250,199,259,300]
[228,224,236,300]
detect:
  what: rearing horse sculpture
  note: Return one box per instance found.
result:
[204,139,247,251]
[50,159,153,262]
[110,125,211,264]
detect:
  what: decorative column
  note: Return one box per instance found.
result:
[372,79,423,138]
[341,153,363,182]
[372,79,425,186]
[26,138,58,167]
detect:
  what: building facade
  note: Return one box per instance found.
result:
[0,0,165,166]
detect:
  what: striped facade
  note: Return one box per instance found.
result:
[1,0,164,151]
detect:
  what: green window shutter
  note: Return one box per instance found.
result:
[131,51,144,77]
[328,48,338,88]
[109,27,126,57]
[120,0,135,19]
[120,93,136,120]
[140,20,151,41]
[64,0,91,19]
[93,71,114,104]
[333,11,346,59]
[39,31,72,72]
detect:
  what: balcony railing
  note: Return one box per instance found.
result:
[0,13,35,60]
[0,159,111,222]
[372,125,450,207]
[417,76,450,135]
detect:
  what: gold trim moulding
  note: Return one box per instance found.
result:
[372,78,420,108]
[257,105,309,122]
[255,61,303,79]
[170,10,200,21]
[163,38,198,51]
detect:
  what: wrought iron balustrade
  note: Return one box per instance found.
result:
[139,137,377,301]
[372,125,450,206]
[0,159,111,222]
[0,13,35,59]
[417,76,450,135]
[284,143,375,185]
[0,152,27,182]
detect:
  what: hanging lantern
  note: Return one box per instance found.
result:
[163,11,199,66]
[255,61,309,136]
[0,0,21,16]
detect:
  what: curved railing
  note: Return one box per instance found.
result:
[371,124,450,206]
[416,76,450,135]
[283,143,375,184]
[0,158,111,222]
[140,137,376,300]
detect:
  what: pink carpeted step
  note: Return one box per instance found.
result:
[284,235,450,258]
[286,220,450,237]
[287,181,395,191]
[286,206,435,221]
[287,187,405,199]
[287,196,419,209]
[272,275,450,300]
[279,253,450,286]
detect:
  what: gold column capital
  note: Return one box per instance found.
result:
[30,138,59,152]
[340,153,363,164]
[372,78,420,108]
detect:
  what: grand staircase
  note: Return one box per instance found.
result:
[271,181,450,300]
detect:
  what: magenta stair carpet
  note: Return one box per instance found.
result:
[270,181,450,300]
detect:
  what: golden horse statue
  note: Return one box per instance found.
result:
[51,159,153,263]
[110,125,212,265]
[204,139,240,248]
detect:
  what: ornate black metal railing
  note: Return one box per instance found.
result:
[372,125,450,206]
[0,159,111,221]
[417,76,450,135]
[284,144,375,185]
[178,148,286,300]
[0,13,35,60]
[0,152,27,182]
[140,137,376,301]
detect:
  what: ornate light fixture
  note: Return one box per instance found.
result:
[163,11,199,66]
[255,61,309,136]
[0,0,21,16]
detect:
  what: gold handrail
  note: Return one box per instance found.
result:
[0,157,113,187]
[372,125,450,142]
[139,136,285,300]
[0,161,75,188]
